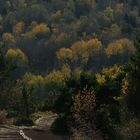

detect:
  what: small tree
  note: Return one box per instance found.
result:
[71,88,97,138]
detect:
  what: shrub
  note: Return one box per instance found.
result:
[0,110,7,124]
[118,118,140,140]
[51,113,70,134]
[71,89,97,139]
[14,117,33,126]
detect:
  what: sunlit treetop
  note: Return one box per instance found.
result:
[26,23,50,38]
[2,32,15,43]
[96,65,124,85]
[71,40,89,64]
[87,38,102,55]
[104,6,114,20]
[13,21,24,36]
[22,73,45,89]
[57,38,102,66]
[105,38,135,57]
[6,48,28,62]
[44,70,66,89]
[57,48,73,62]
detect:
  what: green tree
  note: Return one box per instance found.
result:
[0,46,21,115]
[6,48,28,78]
[125,37,140,115]
[104,7,114,21]
[95,65,125,140]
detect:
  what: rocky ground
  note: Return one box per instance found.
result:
[0,125,25,140]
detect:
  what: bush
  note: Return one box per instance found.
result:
[118,118,140,140]
[51,113,70,134]
[14,117,33,126]
[7,110,18,118]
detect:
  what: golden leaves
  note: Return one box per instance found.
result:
[105,38,135,57]
[13,21,24,36]
[2,32,15,43]
[96,65,124,85]
[57,38,102,65]
[26,23,50,38]
[6,48,28,62]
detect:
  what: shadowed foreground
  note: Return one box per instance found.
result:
[0,126,24,140]
[24,114,70,140]
[24,129,70,140]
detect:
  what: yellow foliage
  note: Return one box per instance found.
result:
[26,23,50,38]
[32,24,50,34]
[105,38,135,57]
[60,64,71,77]
[6,48,28,62]
[44,65,71,89]
[57,38,102,66]
[71,40,89,64]
[45,70,66,88]
[23,73,45,88]
[13,21,24,36]
[102,65,124,80]
[2,32,15,43]
[57,48,73,62]
[121,78,129,95]
[96,65,124,85]
[96,74,106,85]
[87,38,102,55]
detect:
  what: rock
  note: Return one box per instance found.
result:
[34,114,57,130]
[0,125,24,140]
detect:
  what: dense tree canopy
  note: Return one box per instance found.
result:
[0,0,140,139]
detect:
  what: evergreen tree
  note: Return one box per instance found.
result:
[127,36,140,115]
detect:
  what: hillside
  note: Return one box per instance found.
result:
[0,0,140,140]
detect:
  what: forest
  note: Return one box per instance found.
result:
[0,0,140,140]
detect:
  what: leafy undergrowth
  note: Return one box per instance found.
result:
[13,117,33,126]
[0,110,7,124]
